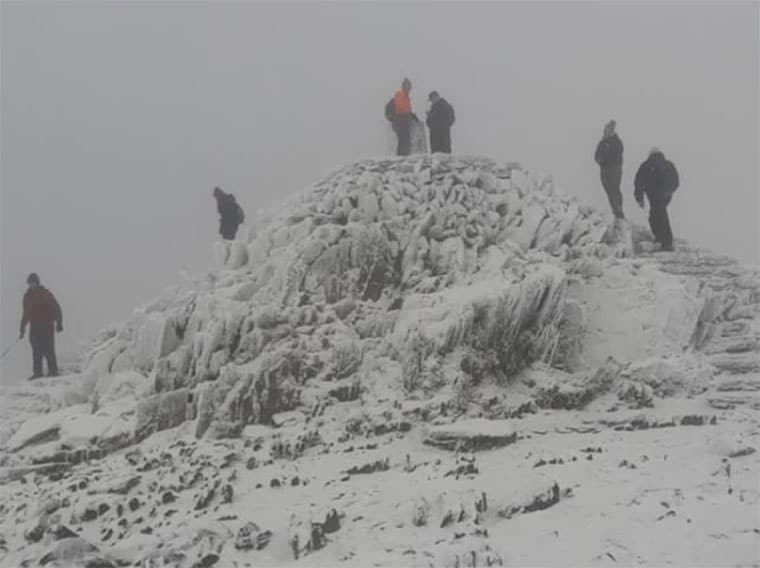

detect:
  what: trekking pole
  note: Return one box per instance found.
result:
[0,338,21,361]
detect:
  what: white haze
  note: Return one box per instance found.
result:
[1,1,758,381]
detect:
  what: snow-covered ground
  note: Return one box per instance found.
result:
[1,155,757,567]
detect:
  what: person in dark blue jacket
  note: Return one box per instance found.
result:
[426,91,455,154]
[634,148,680,251]
[594,120,624,219]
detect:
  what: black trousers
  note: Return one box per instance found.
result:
[647,192,673,249]
[394,115,412,156]
[430,128,452,154]
[30,325,57,377]
[600,165,624,219]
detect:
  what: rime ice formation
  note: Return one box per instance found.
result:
[1,155,758,568]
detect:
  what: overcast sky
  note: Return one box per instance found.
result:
[1,1,758,381]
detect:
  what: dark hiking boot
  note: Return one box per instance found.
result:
[28,374,43,381]
[661,244,675,252]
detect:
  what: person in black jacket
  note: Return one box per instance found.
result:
[212,187,245,240]
[594,120,624,219]
[426,91,455,154]
[634,149,680,251]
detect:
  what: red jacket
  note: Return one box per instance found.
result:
[21,287,62,330]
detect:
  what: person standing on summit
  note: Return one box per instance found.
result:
[426,91,455,154]
[212,186,245,240]
[385,78,415,156]
[594,120,625,219]
[634,148,680,252]
[19,273,63,379]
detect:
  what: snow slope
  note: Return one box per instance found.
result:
[0,155,757,567]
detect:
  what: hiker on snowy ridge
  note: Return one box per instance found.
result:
[634,148,680,252]
[594,119,624,219]
[19,272,63,379]
[213,186,245,240]
[385,78,418,156]
[426,90,455,154]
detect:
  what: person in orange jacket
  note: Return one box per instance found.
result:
[385,78,418,156]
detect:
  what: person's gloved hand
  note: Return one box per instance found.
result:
[19,328,24,340]
[636,197,645,209]
[56,322,63,333]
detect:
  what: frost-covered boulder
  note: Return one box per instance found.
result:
[72,155,636,443]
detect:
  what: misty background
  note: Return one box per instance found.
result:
[2,1,758,383]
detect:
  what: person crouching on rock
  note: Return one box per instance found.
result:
[213,186,245,240]
[426,91,455,154]
[634,148,680,252]
[594,119,624,219]
[19,273,63,379]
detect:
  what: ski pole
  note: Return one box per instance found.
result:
[0,338,21,361]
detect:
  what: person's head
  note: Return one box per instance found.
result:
[26,273,40,289]
[402,78,411,93]
[603,120,616,138]
[647,147,666,165]
[213,187,222,198]
[428,91,440,104]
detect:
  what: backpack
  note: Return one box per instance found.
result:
[384,98,396,122]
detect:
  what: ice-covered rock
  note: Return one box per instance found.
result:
[36,156,719,447]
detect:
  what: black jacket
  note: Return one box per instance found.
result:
[594,134,623,168]
[426,98,455,132]
[215,191,244,225]
[634,152,679,202]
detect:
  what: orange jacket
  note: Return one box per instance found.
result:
[393,90,412,115]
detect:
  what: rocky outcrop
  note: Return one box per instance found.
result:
[57,156,634,444]
[424,420,518,452]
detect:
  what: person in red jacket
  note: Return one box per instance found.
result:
[19,273,63,379]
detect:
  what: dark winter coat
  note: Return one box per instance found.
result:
[594,134,623,168]
[634,152,679,203]
[21,287,62,332]
[426,98,455,154]
[426,98,455,132]
[215,191,244,223]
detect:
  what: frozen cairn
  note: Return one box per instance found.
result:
[76,156,619,443]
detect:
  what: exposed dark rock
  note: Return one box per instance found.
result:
[499,482,561,519]
[235,521,272,551]
[128,497,141,512]
[222,484,233,504]
[194,480,221,510]
[329,382,361,402]
[729,446,756,458]
[24,523,45,543]
[346,458,390,475]
[323,509,340,533]
[424,420,517,452]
